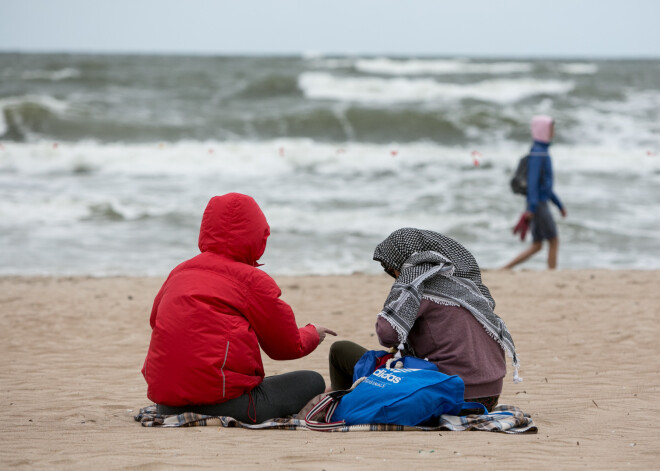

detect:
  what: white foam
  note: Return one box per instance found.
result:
[2,139,659,275]
[2,139,656,181]
[0,195,89,225]
[354,58,534,75]
[560,90,660,148]
[298,72,575,104]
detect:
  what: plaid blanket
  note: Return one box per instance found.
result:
[134,403,537,434]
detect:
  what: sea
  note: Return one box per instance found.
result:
[1,53,659,276]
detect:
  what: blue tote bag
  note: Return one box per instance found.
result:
[352,350,439,382]
[331,368,487,427]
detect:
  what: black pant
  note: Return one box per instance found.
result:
[328,340,369,390]
[156,370,325,423]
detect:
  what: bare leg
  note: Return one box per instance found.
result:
[547,237,559,269]
[502,242,543,269]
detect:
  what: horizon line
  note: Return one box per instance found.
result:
[1,48,659,61]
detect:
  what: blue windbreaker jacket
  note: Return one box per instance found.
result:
[526,141,564,214]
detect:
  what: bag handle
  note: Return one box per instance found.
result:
[303,394,346,432]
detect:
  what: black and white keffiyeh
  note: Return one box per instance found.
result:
[373,228,521,382]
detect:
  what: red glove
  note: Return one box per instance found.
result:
[513,213,529,241]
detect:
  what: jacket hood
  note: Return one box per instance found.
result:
[530,115,554,143]
[198,193,270,266]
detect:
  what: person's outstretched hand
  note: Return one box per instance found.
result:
[315,325,337,344]
[560,207,567,218]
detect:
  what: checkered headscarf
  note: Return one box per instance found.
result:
[373,228,520,381]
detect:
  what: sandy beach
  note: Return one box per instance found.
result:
[1,269,659,469]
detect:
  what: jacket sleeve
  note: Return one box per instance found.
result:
[550,192,564,211]
[244,271,320,360]
[526,155,542,214]
[375,316,399,347]
[547,157,564,211]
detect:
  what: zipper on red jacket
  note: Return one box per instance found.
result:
[220,341,229,397]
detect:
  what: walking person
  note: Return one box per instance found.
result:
[503,115,567,269]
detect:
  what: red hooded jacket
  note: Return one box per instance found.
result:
[142,193,320,406]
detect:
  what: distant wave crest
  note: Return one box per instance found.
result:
[0,95,70,139]
[298,72,575,104]
[354,58,534,75]
[21,68,81,81]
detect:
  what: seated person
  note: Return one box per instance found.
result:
[328,228,519,412]
[142,193,336,422]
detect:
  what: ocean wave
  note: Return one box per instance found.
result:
[1,91,655,148]
[246,106,470,143]
[0,95,71,139]
[557,63,598,75]
[2,140,657,181]
[306,57,355,69]
[2,139,659,274]
[0,194,89,225]
[83,201,191,222]
[0,55,655,149]
[21,68,81,81]
[354,58,534,75]
[298,72,575,104]
[558,89,660,148]
[237,75,301,99]
[2,54,659,275]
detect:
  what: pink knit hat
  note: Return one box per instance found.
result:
[530,115,554,143]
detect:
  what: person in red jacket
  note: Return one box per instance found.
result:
[142,193,336,422]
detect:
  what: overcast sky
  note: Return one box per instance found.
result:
[1,0,659,58]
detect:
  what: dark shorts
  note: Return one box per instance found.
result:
[531,201,557,242]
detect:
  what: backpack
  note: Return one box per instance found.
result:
[510,155,529,195]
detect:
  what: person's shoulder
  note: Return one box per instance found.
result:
[167,254,202,275]
[419,299,464,317]
[246,268,282,298]
[249,267,276,283]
